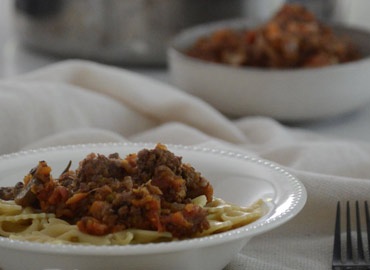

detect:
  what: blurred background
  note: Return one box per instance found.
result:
[1,0,370,78]
[1,0,370,141]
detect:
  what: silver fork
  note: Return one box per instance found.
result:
[332,201,370,270]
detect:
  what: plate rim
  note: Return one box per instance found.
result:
[0,142,307,255]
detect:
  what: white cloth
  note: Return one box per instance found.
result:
[1,60,369,269]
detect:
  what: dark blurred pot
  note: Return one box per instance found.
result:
[13,0,244,65]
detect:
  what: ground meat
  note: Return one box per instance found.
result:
[181,163,213,203]
[4,143,214,239]
[128,183,163,231]
[0,187,14,200]
[58,170,75,188]
[161,204,209,238]
[0,182,24,201]
[136,143,182,183]
[151,165,186,203]
[76,153,128,183]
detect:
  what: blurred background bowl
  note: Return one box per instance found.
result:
[12,0,245,65]
[13,0,351,67]
[168,19,370,121]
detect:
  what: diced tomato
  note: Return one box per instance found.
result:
[77,217,109,236]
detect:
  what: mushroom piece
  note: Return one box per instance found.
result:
[14,177,41,207]
[14,165,43,207]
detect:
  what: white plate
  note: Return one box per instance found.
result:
[0,143,306,270]
[168,19,370,121]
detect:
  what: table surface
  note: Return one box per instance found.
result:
[1,0,369,143]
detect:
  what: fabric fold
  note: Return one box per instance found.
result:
[19,60,247,145]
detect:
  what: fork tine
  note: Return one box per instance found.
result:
[346,201,354,263]
[333,201,342,267]
[332,202,370,270]
[365,201,370,259]
[356,201,365,262]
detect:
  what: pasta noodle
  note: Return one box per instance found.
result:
[0,197,264,245]
[198,197,263,237]
[0,200,55,237]
[0,200,22,215]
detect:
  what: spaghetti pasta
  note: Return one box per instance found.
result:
[0,197,263,245]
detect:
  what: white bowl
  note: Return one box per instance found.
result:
[0,143,306,270]
[168,19,370,121]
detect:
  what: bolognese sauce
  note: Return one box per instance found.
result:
[186,4,360,68]
[0,144,213,238]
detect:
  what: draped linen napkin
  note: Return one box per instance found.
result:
[0,60,369,270]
